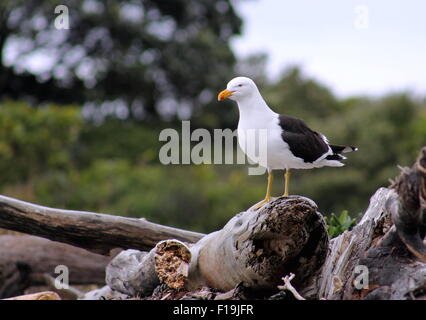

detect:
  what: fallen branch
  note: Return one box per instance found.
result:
[311,146,426,300]
[0,195,204,254]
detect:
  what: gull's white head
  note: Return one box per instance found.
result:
[217,76,259,102]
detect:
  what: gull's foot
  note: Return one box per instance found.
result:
[250,199,269,211]
[248,197,278,211]
[248,195,296,211]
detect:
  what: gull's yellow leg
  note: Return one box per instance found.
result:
[252,170,273,210]
[265,169,273,202]
[282,169,291,197]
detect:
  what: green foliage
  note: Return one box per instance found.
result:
[0,101,81,184]
[76,120,161,167]
[325,210,357,238]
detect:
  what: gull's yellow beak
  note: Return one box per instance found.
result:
[217,89,234,101]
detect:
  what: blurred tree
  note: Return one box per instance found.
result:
[0,0,242,121]
[0,100,81,185]
[264,66,341,121]
[235,52,268,88]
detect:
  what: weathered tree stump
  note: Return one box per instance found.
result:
[104,196,329,298]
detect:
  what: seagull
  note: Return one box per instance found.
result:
[217,76,357,209]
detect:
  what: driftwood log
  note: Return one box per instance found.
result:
[0,235,110,299]
[309,187,394,299]
[0,196,204,254]
[310,146,426,300]
[104,196,329,298]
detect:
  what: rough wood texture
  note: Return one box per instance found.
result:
[313,187,394,299]
[106,240,191,297]
[155,240,191,290]
[358,147,426,300]
[188,196,328,293]
[389,147,426,262]
[103,196,329,298]
[299,189,425,300]
[106,248,158,297]
[358,227,426,300]
[0,235,110,299]
[0,194,204,254]
[313,146,426,300]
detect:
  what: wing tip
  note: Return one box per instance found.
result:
[343,146,358,153]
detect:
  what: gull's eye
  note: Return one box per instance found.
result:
[238,84,243,87]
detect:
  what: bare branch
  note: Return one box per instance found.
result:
[278,273,306,300]
[0,194,204,254]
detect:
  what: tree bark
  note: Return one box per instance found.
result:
[310,187,394,299]
[0,195,204,255]
[311,146,426,300]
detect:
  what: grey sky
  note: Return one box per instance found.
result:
[231,0,426,97]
